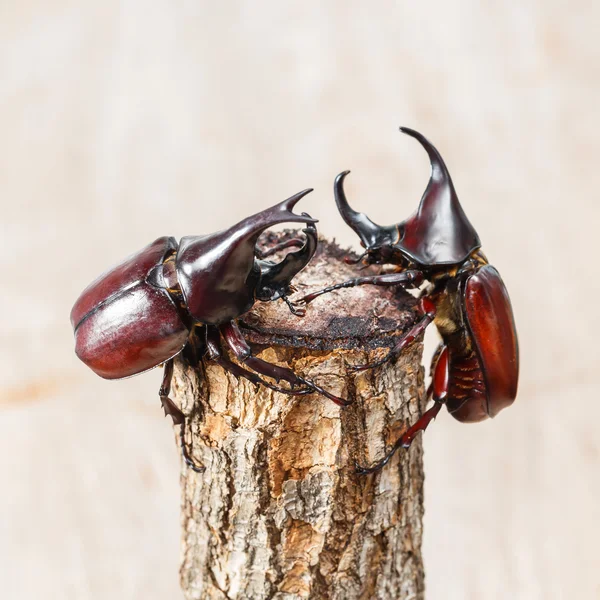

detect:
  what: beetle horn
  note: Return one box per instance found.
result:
[175,189,319,317]
[259,188,318,229]
[225,188,317,258]
[335,171,398,249]
[399,127,455,201]
[257,220,318,301]
[335,171,379,245]
[396,127,481,265]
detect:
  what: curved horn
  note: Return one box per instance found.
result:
[335,171,399,250]
[256,219,318,301]
[399,127,452,192]
[251,188,317,232]
[223,188,317,266]
[396,126,481,265]
[334,171,385,248]
[262,221,317,285]
[174,189,319,319]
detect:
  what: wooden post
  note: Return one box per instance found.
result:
[172,236,426,600]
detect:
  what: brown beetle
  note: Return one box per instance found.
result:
[71,190,348,472]
[301,128,519,473]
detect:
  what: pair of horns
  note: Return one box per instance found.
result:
[334,127,456,249]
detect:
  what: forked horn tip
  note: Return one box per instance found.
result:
[289,187,314,202]
[282,188,316,221]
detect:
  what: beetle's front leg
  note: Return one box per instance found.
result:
[220,321,351,407]
[356,346,448,474]
[159,359,206,473]
[299,269,424,304]
[204,326,312,396]
[350,296,436,372]
[281,294,306,317]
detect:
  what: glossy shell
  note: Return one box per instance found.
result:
[176,190,316,325]
[176,231,260,325]
[71,237,189,379]
[395,128,481,266]
[332,129,481,267]
[463,265,519,418]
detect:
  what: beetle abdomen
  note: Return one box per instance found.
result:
[463,265,519,417]
[71,237,189,379]
[446,349,489,423]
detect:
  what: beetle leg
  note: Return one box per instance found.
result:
[281,294,306,317]
[350,296,436,372]
[355,399,442,474]
[356,346,448,474]
[204,326,313,396]
[159,360,183,424]
[299,269,424,304]
[181,326,206,368]
[159,359,206,473]
[255,237,305,259]
[220,321,351,407]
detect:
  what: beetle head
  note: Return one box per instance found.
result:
[256,219,318,302]
[335,127,481,267]
[175,189,318,324]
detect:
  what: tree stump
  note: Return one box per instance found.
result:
[172,235,426,600]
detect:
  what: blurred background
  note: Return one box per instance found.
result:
[1,2,598,599]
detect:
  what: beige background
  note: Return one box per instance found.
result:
[1,2,599,599]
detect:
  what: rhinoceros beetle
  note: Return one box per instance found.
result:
[71,190,348,473]
[301,127,519,473]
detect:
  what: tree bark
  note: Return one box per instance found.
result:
[172,236,426,600]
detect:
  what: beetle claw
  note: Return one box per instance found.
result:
[349,353,391,372]
[282,295,307,317]
[354,462,370,476]
[179,423,206,473]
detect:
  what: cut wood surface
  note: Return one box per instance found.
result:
[171,235,426,600]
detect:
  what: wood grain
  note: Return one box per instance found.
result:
[173,237,426,600]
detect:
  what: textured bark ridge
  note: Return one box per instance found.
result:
[172,236,426,600]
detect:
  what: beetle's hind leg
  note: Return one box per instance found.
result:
[219,321,351,407]
[159,359,205,473]
[205,326,313,396]
[355,346,448,474]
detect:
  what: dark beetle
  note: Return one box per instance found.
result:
[301,128,519,473]
[71,190,347,473]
